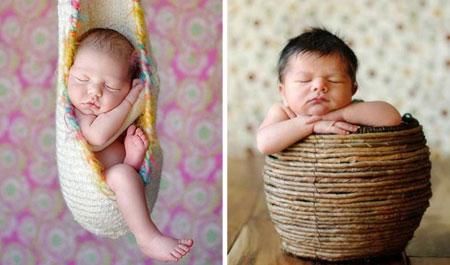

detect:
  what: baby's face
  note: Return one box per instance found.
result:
[279,52,354,116]
[68,48,131,116]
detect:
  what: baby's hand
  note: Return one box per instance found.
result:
[313,120,359,135]
[281,105,298,119]
[280,105,321,125]
[321,108,345,122]
[296,114,322,126]
[125,79,144,105]
[281,105,320,122]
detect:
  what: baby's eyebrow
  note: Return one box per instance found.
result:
[326,73,347,78]
[70,66,88,73]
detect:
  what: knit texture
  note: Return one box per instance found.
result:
[56,0,161,238]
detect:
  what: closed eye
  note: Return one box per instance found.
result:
[105,84,120,91]
[75,76,88,82]
[329,80,343,83]
[296,80,311,83]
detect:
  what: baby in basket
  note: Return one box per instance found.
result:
[67,28,193,262]
[257,28,402,155]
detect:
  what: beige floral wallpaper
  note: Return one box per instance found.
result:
[228,0,450,158]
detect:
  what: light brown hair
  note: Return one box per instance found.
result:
[76,28,139,79]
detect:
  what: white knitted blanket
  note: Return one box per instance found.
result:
[56,0,161,238]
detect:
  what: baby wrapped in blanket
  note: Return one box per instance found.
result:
[67,28,193,262]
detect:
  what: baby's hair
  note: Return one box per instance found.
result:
[76,28,140,79]
[277,27,358,93]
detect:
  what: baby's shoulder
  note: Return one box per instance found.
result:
[267,102,284,114]
[265,103,289,119]
[269,102,285,111]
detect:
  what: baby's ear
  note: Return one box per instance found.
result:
[352,82,358,95]
[131,51,140,64]
[278,84,288,106]
[130,50,139,59]
[129,50,141,79]
[278,83,284,93]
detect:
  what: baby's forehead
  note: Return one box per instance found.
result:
[288,52,349,73]
[74,45,130,65]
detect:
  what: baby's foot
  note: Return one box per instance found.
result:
[138,234,193,262]
[124,125,148,170]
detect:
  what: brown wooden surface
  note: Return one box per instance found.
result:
[409,258,450,265]
[228,156,264,251]
[227,156,450,265]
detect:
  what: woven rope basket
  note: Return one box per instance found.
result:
[263,114,432,261]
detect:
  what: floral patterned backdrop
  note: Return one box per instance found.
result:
[228,0,450,159]
[0,0,222,264]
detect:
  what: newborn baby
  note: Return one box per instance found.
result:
[257,28,401,154]
[67,28,193,262]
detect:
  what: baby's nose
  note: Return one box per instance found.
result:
[312,80,328,93]
[87,83,102,98]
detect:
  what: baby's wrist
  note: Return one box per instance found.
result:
[309,123,315,134]
[341,107,349,121]
[124,98,133,107]
[297,117,315,133]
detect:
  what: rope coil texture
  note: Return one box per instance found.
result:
[263,114,432,261]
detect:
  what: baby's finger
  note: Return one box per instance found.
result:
[126,85,143,104]
[132,78,144,88]
[330,126,350,135]
[282,106,297,119]
[305,115,322,124]
[334,121,359,132]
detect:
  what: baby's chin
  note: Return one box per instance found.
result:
[305,105,330,116]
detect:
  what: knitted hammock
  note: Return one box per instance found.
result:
[56,0,162,238]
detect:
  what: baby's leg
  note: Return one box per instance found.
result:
[124,125,148,170]
[106,164,193,261]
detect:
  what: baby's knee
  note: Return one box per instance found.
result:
[105,164,140,191]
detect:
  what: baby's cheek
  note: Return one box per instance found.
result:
[67,84,76,101]
[68,86,84,105]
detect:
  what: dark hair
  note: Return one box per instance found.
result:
[76,28,140,79]
[277,28,358,93]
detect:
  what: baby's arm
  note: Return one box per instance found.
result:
[78,80,143,146]
[323,101,402,127]
[256,103,321,155]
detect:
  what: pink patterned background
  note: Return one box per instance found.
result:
[0,0,222,264]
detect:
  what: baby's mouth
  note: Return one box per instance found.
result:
[308,97,329,104]
[83,102,100,110]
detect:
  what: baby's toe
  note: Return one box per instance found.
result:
[170,250,182,260]
[127,125,136,135]
[176,244,190,253]
[134,128,143,137]
[179,239,194,247]
[173,246,186,257]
